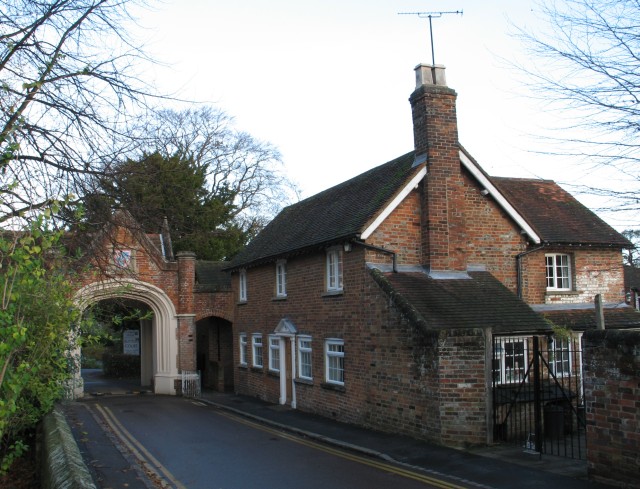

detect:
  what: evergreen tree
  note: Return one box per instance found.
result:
[88,152,247,261]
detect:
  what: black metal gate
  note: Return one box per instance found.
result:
[492,334,586,459]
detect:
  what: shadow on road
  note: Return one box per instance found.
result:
[81,368,150,396]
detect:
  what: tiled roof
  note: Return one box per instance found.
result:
[491,177,630,247]
[195,261,231,292]
[372,269,551,333]
[541,306,640,331]
[228,146,629,271]
[228,152,419,269]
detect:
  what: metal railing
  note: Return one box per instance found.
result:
[492,335,586,459]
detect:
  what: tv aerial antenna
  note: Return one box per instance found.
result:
[398,10,463,66]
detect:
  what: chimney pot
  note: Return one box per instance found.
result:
[415,64,447,88]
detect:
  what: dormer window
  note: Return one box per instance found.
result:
[546,254,572,291]
[326,248,343,292]
[276,260,287,298]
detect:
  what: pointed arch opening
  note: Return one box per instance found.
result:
[75,278,179,395]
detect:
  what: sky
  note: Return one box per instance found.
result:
[133,0,634,231]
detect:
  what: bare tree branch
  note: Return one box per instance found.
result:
[0,0,166,225]
[512,0,640,225]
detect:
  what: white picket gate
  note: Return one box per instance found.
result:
[181,370,201,398]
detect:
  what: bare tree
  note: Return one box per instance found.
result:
[0,0,158,225]
[513,0,640,222]
[144,106,299,236]
[623,229,640,267]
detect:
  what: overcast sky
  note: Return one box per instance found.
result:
[134,0,633,230]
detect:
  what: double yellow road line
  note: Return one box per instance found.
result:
[215,408,469,489]
[95,404,186,489]
[95,401,469,489]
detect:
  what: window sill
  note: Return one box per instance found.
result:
[237,300,248,306]
[322,290,344,298]
[250,366,264,372]
[267,370,280,378]
[545,290,580,296]
[272,296,287,301]
[321,382,346,393]
[238,363,248,369]
[295,378,314,386]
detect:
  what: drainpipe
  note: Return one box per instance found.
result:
[352,240,398,272]
[515,244,547,299]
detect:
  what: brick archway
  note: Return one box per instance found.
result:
[75,278,179,395]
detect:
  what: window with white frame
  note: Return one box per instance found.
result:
[297,336,313,380]
[493,337,528,384]
[239,333,247,366]
[325,339,344,385]
[276,260,287,297]
[548,336,572,377]
[326,249,343,292]
[239,269,247,302]
[546,254,571,291]
[252,334,263,368]
[269,336,281,372]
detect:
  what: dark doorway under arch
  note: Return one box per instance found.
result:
[196,317,234,392]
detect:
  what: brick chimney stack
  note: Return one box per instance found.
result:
[409,64,467,273]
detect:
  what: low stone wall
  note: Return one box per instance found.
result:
[583,329,640,488]
[40,406,96,489]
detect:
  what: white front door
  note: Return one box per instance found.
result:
[277,336,297,408]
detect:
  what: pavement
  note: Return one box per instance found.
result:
[63,370,616,489]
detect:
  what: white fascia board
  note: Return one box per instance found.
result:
[361,167,426,240]
[459,150,541,244]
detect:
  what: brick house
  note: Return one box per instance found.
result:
[224,64,637,448]
[70,63,637,451]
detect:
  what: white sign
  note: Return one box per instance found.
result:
[123,329,140,356]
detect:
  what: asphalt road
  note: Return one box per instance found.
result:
[66,395,472,489]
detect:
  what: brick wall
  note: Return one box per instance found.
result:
[231,248,490,446]
[233,247,366,408]
[437,328,488,447]
[368,188,422,265]
[76,226,181,305]
[520,248,626,305]
[194,290,234,322]
[359,273,443,442]
[583,329,640,488]
[462,168,525,292]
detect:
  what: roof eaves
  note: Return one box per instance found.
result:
[540,240,632,248]
[223,232,360,272]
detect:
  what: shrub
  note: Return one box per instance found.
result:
[0,215,81,473]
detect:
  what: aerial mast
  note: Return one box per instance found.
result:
[398,10,463,67]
